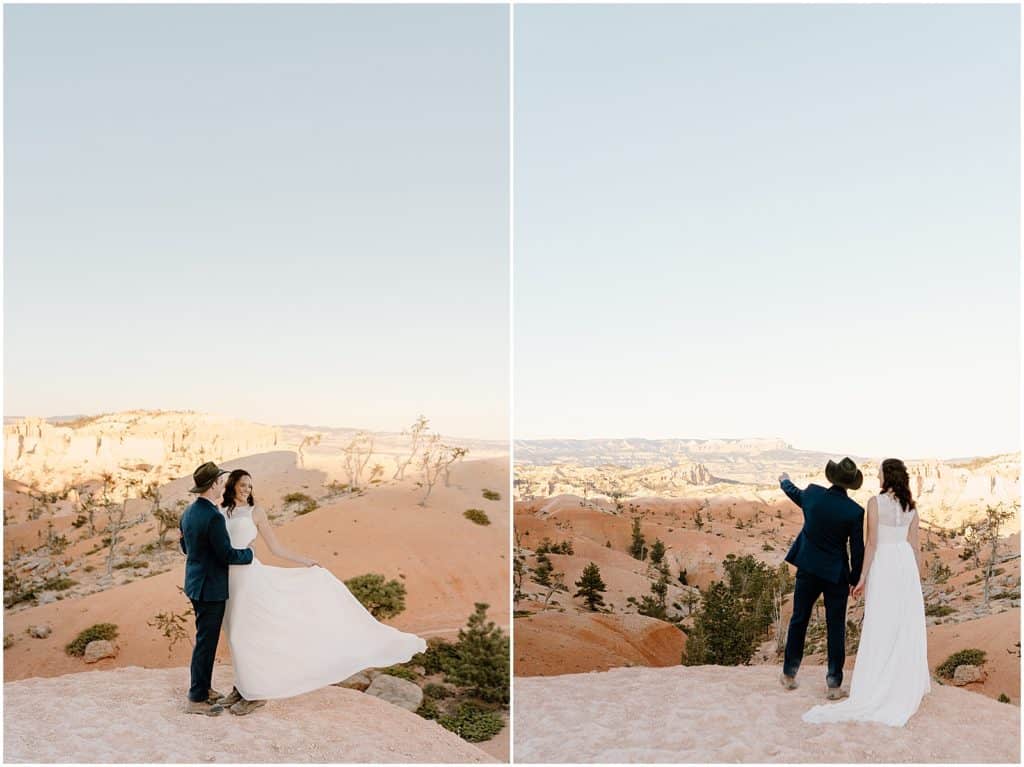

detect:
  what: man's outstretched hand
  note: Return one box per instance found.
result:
[779,472,791,483]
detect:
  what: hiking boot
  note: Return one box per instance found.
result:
[206,688,223,705]
[185,700,224,716]
[216,687,243,707]
[826,686,847,700]
[779,672,798,690]
[230,698,266,716]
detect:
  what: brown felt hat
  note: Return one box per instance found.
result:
[825,457,863,491]
[189,461,229,493]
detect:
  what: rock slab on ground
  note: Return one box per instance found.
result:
[4,665,493,763]
[83,640,117,663]
[365,673,424,712]
[952,664,986,686]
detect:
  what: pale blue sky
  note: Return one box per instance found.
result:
[5,4,509,439]
[514,4,1020,458]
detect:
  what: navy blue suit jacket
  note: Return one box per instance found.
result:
[781,480,865,586]
[179,496,253,601]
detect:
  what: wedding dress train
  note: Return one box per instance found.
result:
[222,506,426,700]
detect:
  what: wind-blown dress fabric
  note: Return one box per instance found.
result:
[221,506,426,700]
[803,493,930,727]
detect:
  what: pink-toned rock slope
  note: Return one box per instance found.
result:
[4,666,496,763]
[513,665,1020,763]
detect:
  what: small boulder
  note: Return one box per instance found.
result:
[28,624,51,639]
[952,664,985,686]
[365,674,423,712]
[83,639,117,663]
[38,593,57,605]
[335,671,372,691]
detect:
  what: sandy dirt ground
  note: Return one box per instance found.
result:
[512,665,1020,763]
[3,665,496,763]
[928,608,1020,702]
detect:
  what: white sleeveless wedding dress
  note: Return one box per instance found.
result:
[803,492,930,726]
[221,506,427,700]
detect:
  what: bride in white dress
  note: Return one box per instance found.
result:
[218,469,427,708]
[804,458,931,727]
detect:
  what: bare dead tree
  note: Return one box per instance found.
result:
[513,530,526,605]
[416,434,447,506]
[297,433,322,469]
[341,431,375,490]
[541,569,568,611]
[441,446,469,487]
[394,415,430,480]
[981,503,1017,606]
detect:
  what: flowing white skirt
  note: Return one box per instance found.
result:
[803,540,930,727]
[223,559,427,700]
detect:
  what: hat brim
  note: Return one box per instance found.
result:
[188,469,229,494]
[826,461,864,491]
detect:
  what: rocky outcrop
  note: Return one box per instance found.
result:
[514,665,1020,763]
[365,673,424,712]
[4,666,494,763]
[4,412,280,501]
[952,664,986,686]
[82,639,117,663]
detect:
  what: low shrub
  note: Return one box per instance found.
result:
[41,576,76,592]
[423,682,454,700]
[411,637,459,675]
[344,573,406,619]
[114,560,149,570]
[999,693,1011,703]
[65,623,118,656]
[438,703,504,742]
[925,604,954,617]
[380,664,417,681]
[463,509,490,526]
[415,698,440,720]
[535,538,573,555]
[283,492,318,515]
[936,648,987,679]
[481,489,501,501]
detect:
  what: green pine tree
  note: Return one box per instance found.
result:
[444,602,509,704]
[574,561,607,611]
[533,552,553,587]
[638,562,672,621]
[684,580,756,665]
[649,538,666,565]
[629,517,646,560]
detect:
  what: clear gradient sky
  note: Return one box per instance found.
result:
[5,4,509,439]
[514,4,1019,459]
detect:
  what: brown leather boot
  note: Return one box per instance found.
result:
[185,700,225,716]
[230,698,266,716]
[216,687,243,706]
[779,672,798,690]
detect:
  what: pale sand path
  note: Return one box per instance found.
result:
[4,666,497,763]
[513,665,1020,763]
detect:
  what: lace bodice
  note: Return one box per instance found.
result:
[875,492,914,544]
[223,505,258,549]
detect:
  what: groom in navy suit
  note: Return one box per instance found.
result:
[778,457,865,698]
[179,461,254,715]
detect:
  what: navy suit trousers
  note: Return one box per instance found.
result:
[188,599,226,702]
[783,570,848,688]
